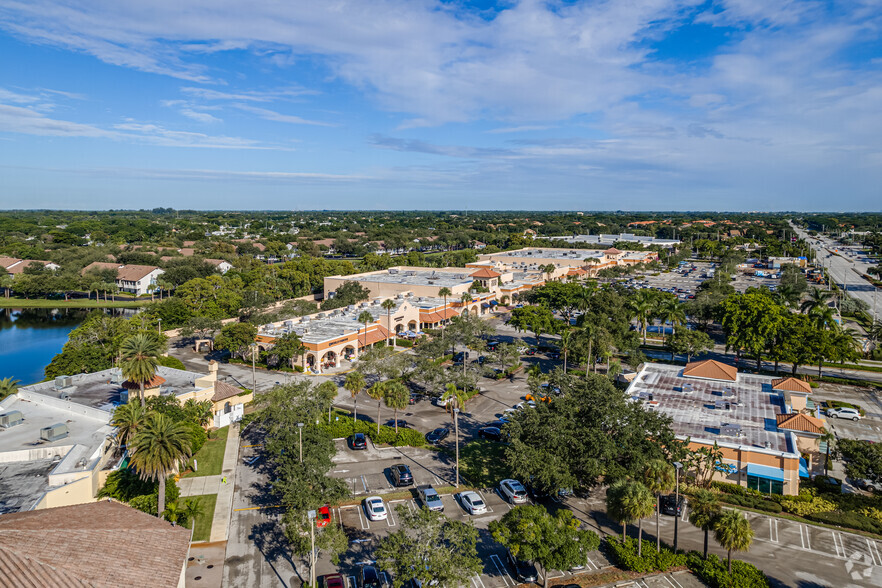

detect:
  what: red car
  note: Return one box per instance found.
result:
[322,573,346,588]
[316,505,331,528]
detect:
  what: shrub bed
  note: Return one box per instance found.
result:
[395,338,414,348]
[686,553,770,588]
[721,494,783,513]
[807,511,882,534]
[321,414,427,448]
[604,537,686,573]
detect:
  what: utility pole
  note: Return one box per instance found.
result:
[251,343,257,394]
[306,510,317,588]
[298,422,304,463]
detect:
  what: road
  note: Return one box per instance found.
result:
[790,221,881,323]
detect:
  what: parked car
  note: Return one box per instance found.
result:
[854,479,882,492]
[315,504,332,528]
[507,548,538,582]
[456,491,487,515]
[487,341,500,351]
[477,426,502,441]
[390,463,414,486]
[348,433,368,450]
[515,401,537,410]
[425,427,449,444]
[660,494,685,516]
[417,485,444,511]
[499,479,529,504]
[364,496,388,521]
[827,407,861,420]
[360,565,382,588]
[524,348,537,356]
[323,573,347,588]
[385,419,410,429]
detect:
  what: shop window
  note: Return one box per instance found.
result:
[747,475,783,495]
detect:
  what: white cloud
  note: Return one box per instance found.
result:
[232,103,333,126]
[0,103,115,137]
[486,125,553,134]
[179,109,222,123]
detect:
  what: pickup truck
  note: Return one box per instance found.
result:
[417,485,444,512]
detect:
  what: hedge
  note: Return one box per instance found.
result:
[321,414,427,448]
[720,494,783,514]
[604,537,686,573]
[686,553,770,588]
[394,338,414,348]
[158,355,187,370]
[806,511,882,534]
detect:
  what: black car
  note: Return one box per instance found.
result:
[548,352,561,360]
[348,433,367,450]
[359,565,382,588]
[385,419,409,429]
[507,548,538,582]
[660,493,685,516]
[487,341,499,351]
[390,463,414,486]
[425,427,450,444]
[478,426,502,441]
[453,351,468,362]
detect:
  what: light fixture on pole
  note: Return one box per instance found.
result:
[297,422,304,464]
[673,461,683,551]
[453,407,460,488]
[306,509,317,588]
[157,318,162,335]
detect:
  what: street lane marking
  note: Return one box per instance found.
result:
[867,539,880,567]
[356,503,369,531]
[488,554,514,587]
[832,531,844,558]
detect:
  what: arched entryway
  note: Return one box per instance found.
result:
[342,345,356,362]
[500,295,509,306]
[321,350,338,369]
[408,320,417,331]
[395,324,404,334]
[306,353,317,370]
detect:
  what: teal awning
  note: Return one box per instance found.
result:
[798,457,810,478]
[746,463,786,482]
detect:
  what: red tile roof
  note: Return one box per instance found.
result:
[122,375,166,389]
[469,268,501,279]
[212,380,246,403]
[682,359,738,382]
[0,500,190,588]
[359,325,391,347]
[776,412,825,435]
[604,247,622,255]
[772,377,812,394]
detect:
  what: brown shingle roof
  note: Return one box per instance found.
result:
[604,247,623,255]
[0,257,21,270]
[0,500,190,588]
[6,260,52,274]
[81,261,120,276]
[682,359,738,382]
[772,377,812,395]
[776,412,825,435]
[212,380,245,403]
[116,264,161,282]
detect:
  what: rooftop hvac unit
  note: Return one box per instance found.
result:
[40,423,69,442]
[721,387,735,398]
[76,458,88,469]
[54,375,73,389]
[57,391,71,400]
[720,423,741,436]
[714,400,733,411]
[388,268,399,274]
[0,411,24,428]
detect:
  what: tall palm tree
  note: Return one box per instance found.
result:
[111,402,146,450]
[559,328,574,373]
[656,298,686,344]
[367,381,386,435]
[0,377,20,401]
[129,413,193,517]
[629,290,654,344]
[0,274,13,298]
[688,489,722,559]
[621,480,656,556]
[438,287,452,335]
[460,291,472,313]
[344,371,366,426]
[801,287,834,315]
[381,298,396,347]
[384,381,410,434]
[713,509,755,572]
[441,384,469,487]
[120,333,161,407]
[357,310,374,353]
[643,460,676,553]
[605,479,631,540]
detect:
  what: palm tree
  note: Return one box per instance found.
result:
[656,298,686,344]
[605,479,631,540]
[0,377,20,401]
[622,480,657,556]
[629,290,654,344]
[129,413,193,517]
[182,399,213,428]
[643,460,676,553]
[180,497,206,528]
[559,329,574,373]
[344,371,366,426]
[161,500,181,524]
[367,381,386,435]
[460,291,472,312]
[0,274,13,298]
[120,333,161,407]
[111,402,146,450]
[441,384,469,487]
[357,310,374,353]
[801,287,833,315]
[438,287,452,334]
[688,489,722,559]
[713,508,755,572]
[381,298,396,347]
[384,381,410,434]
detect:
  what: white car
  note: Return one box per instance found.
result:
[456,491,487,515]
[499,479,529,504]
[827,407,861,421]
[515,401,537,410]
[364,496,388,521]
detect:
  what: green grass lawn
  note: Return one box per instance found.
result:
[183,426,229,478]
[0,297,153,308]
[190,493,218,542]
[458,440,512,489]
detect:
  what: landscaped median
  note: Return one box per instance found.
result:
[323,413,428,448]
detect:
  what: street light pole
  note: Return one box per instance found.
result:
[673,461,682,551]
[250,343,257,394]
[454,407,460,488]
[297,422,304,463]
[157,318,161,335]
[306,509,316,588]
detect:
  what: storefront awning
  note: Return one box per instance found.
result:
[746,463,786,482]
[799,457,810,478]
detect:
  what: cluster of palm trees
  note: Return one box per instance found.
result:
[0,377,19,401]
[606,461,754,572]
[342,371,410,434]
[627,289,687,345]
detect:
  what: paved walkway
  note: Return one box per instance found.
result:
[179,475,222,497]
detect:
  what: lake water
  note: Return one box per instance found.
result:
[0,308,88,385]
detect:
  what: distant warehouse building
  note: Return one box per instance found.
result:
[626,360,824,496]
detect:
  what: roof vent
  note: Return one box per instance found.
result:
[720,423,741,436]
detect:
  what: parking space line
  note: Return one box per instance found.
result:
[432,474,442,485]
[381,572,391,585]
[361,475,368,493]
[769,518,779,543]
[668,573,685,588]
[356,503,369,531]
[386,503,397,527]
[832,531,843,558]
[347,576,357,588]
[477,491,494,513]
[471,574,486,588]
[489,554,514,587]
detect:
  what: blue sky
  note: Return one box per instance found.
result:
[0,0,880,211]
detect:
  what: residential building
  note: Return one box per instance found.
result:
[81,262,164,296]
[625,361,822,496]
[0,500,191,588]
[0,257,60,276]
[203,258,233,273]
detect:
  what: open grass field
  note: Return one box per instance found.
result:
[183,426,229,478]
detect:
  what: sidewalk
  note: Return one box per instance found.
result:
[210,421,240,542]
[179,474,222,497]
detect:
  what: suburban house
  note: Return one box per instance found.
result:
[0,257,60,276]
[81,262,164,296]
[203,258,233,274]
[0,500,191,588]
[625,360,823,495]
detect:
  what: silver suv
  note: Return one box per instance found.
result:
[827,407,861,421]
[417,485,444,512]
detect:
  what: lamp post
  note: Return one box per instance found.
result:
[453,407,460,488]
[306,509,316,588]
[673,461,683,551]
[298,422,304,464]
[250,343,257,394]
[157,318,162,335]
